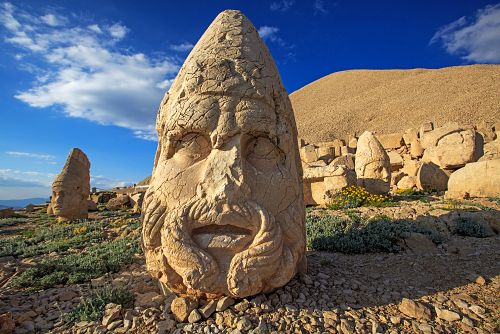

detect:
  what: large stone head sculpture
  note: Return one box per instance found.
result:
[142,10,305,299]
[51,148,90,222]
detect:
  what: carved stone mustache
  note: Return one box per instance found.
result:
[141,193,292,297]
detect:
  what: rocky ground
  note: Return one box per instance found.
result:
[0,195,498,334]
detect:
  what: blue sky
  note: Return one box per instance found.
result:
[0,0,499,199]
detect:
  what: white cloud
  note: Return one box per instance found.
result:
[313,0,328,15]
[88,24,102,34]
[258,26,280,40]
[40,13,66,27]
[5,151,56,161]
[270,0,294,12]
[430,4,500,63]
[91,175,129,190]
[108,23,127,40]
[0,2,180,140]
[170,42,194,52]
[258,26,290,48]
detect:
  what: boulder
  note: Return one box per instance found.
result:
[316,146,335,162]
[355,131,391,194]
[421,123,483,169]
[410,139,424,158]
[446,160,500,198]
[87,200,98,212]
[403,128,419,146]
[376,133,404,149]
[479,137,500,161]
[401,160,421,177]
[419,121,434,139]
[476,121,496,143]
[106,194,131,210]
[416,162,450,192]
[91,192,116,204]
[387,151,404,171]
[397,176,416,190]
[25,204,35,212]
[403,233,437,255]
[300,145,318,163]
[171,297,198,322]
[330,153,355,169]
[130,192,145,213]
[303,165,356,205]
[0,208,16,219]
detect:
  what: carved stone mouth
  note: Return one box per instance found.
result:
[192,224,252,251]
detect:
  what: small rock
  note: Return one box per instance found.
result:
[188,309,202,323]
[234,301,250,313]
[171,297,198,322]
[156,319,176,334]
[235,316,252,331]
[475,276,486,285]
[216,297,235,312]
[340,318,355,333]
[58,290,78,302]
[390,316,401,324]
[200,300,217,319]
[468,305,485,317]
[135,292,164,308]
[102,303,122,326]
[435,307,460,322]
[0,313,15,334]
[398,298,432,320]
[107,320,122,330]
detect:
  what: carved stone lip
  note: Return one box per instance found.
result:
[192,224,253,251]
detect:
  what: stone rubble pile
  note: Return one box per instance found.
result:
[299,121,500,204]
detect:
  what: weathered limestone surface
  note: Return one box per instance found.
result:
[303,165,356,205]
[421,123,483,169]
[141,10,306,299]
[50,148,90,222]
[446,160,500,199]
[355,131,391,194]
[416,162,449,192]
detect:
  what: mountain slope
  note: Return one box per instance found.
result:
[290,64,500,143]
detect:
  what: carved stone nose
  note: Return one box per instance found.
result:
[204,137,250,204]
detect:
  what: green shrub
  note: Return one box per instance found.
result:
[0,217,28,228]
[306,212,443,254]
[454,218,490,238]
[327,186,392,210]
[0,221,104,258]
[10,237,140,290]
[66,285,134,323]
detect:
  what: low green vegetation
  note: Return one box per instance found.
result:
[0,217,28,228]
[10,237,141,291]
[66,285,134,323]
[0,220,105,258]
[454,217,490,238]
[306,211,444,254]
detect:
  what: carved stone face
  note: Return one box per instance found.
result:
[142,10,305,299]
[50,148,90,221]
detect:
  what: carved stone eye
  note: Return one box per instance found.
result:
[246,136,283,171]
[172,133,211,166]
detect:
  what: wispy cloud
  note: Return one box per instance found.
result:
[430,3,500,63]
[91,175,129,189]
[0,169,53,188]
[0,2,180,140]
[5,151,56,161]
[313,0,328,15]
[170,42,194,52]
[258,25,293,51]
[270,0,294,12]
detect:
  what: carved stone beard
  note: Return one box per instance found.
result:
[142,188,304,298]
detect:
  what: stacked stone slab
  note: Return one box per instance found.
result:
[299,120,498,201]
[303,164,356,205]
[49,148,90,222]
